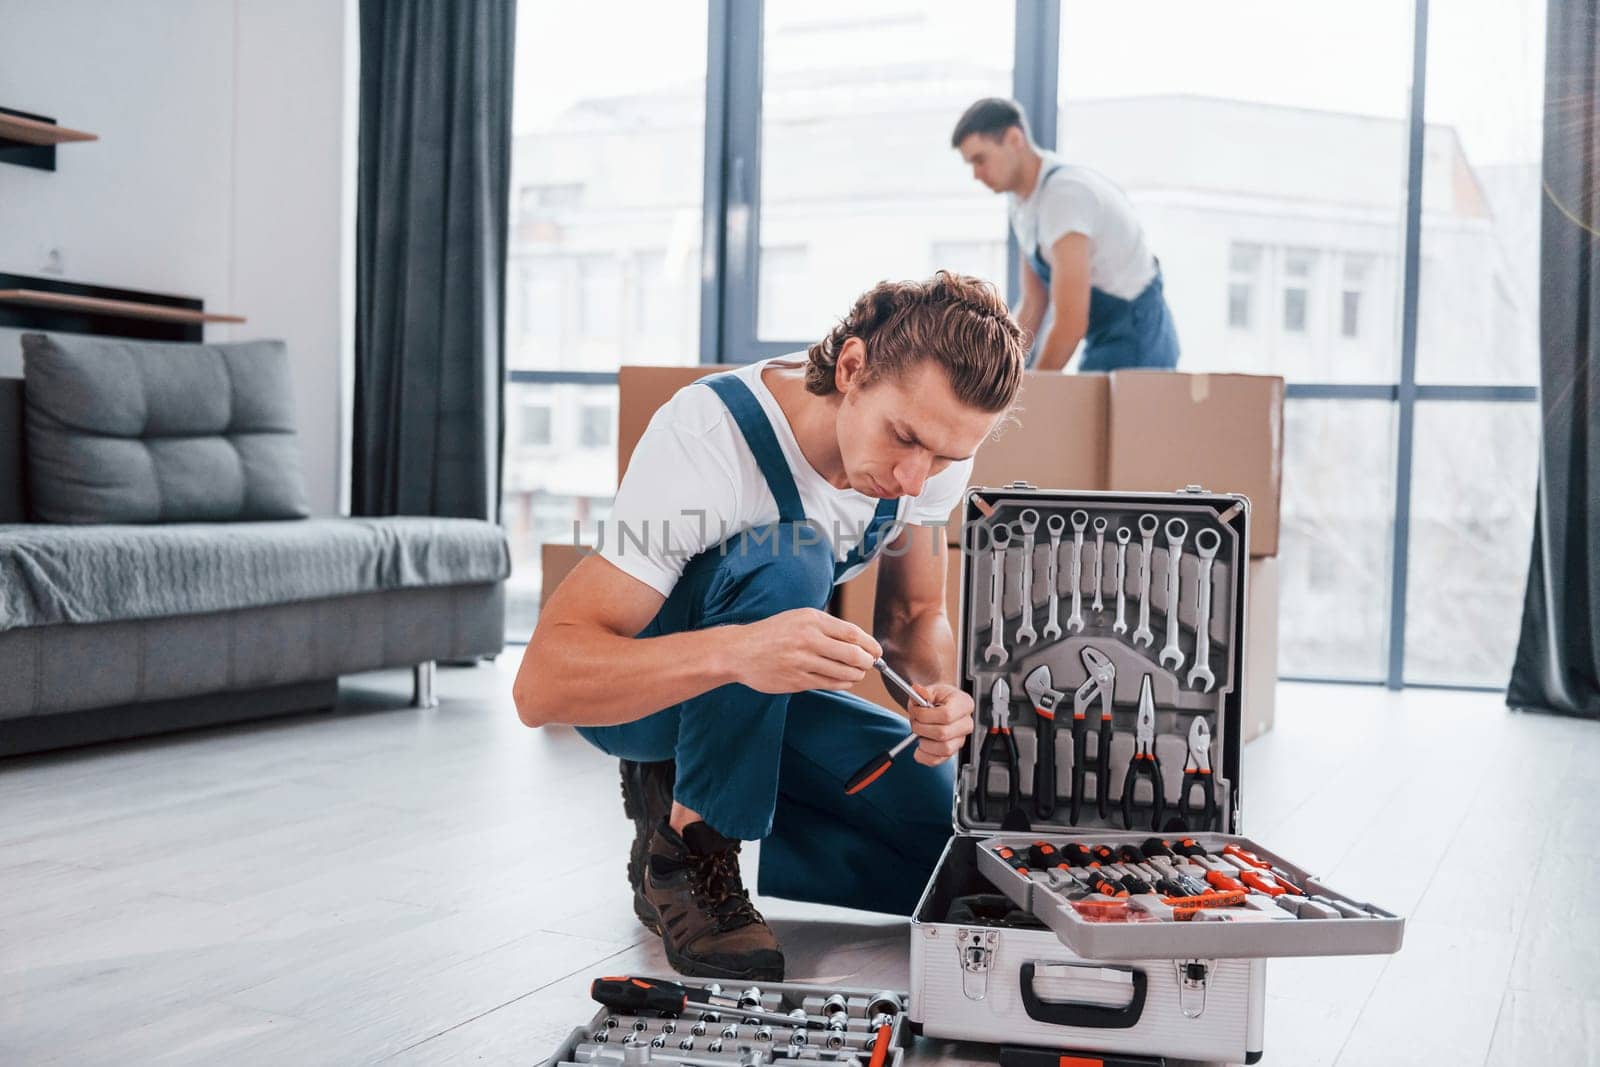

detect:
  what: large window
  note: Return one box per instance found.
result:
[501,0,1546,689]
[755,1,1014,342]
[503,1,708,636]
[1057,0,1414,383]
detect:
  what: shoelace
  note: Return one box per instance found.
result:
[692,847,764,930]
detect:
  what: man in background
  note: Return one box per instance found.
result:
[953,97,1180,372]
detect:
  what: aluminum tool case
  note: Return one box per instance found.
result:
[909,485,1405,1064]
[537,980,909,1067]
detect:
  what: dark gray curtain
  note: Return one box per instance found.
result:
[354,0,514,520]
[1507,0,1600,717]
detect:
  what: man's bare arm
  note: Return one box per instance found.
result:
[1034,232,1092,372]
[872,525,957,693]
[513,555,879,728]
[1013,253,1048,349]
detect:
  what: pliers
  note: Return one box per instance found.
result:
[1070,646,1116,825]
[1179,715,1218,831]
[975,676,1020,822]
[1121,673,1165,831]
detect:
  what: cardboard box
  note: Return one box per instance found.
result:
[1242,555,1280,742]
[949,371,1109,542]
[618,365,725,481]
[613,365,1281,558]
[1106,371,1284,558]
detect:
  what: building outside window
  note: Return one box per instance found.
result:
[520,403,553,448]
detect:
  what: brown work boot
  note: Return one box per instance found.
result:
[619,759,675,930]
[640,818,785,981]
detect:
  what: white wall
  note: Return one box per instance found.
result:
[0,0,357,516]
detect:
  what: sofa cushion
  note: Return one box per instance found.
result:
[0,516,511,633]
[20,333,310,523]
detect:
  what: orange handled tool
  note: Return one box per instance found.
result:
[866,1022,893,1067]
[1223,844,1306,894]
[844,659,933,795]
[1237,868,1304,897]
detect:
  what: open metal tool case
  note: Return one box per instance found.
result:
[538,980,910,1067]
[909,485,1405,1064]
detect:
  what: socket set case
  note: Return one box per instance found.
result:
[909,485,1405,1064]
[538,980,909,1067]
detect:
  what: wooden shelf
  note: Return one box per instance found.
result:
[0,289,245,325]
[0,112,96,146]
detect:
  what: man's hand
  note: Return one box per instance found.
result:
[906,683,976,766]
[732,608,882,695]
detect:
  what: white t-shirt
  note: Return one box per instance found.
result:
[1008,152,1157,301]
[600,357,972,597]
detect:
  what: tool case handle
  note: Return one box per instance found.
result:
[1019,962,1148,1030]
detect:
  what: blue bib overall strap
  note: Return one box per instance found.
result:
[701,374,901,583]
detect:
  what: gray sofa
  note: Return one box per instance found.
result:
[0,333,509,756]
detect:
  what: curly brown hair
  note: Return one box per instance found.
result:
[804,272,1026,413]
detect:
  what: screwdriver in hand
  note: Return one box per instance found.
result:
[844,659,935,795]
[589,975,821,1029]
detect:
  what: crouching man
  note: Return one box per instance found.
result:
[514,272,1026,981]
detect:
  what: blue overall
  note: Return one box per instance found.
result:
[576,374,955,916]
[1029,165,1181,372]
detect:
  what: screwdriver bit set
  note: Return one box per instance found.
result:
[958,486,1244,834]
[906,486,1405,1064]
[539,980,908,1067]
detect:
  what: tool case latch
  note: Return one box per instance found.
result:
[1175,959,1211,1018]
[956,928,998,1001]
[1181,484,1209,494]
[1002,480,1037,490]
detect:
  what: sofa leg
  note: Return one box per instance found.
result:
[413,661,438,709]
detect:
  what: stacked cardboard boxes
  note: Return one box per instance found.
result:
[540,365,1284,739]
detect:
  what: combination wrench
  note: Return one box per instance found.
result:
[1159,518,1188,669]
[1015,510,1039,646]
[983,523,1011,666]
[1091,516,1107,613]
[1042,513,1065,640]
[1067,510,1088,632]
[1113,526,1131,634]
[1132,513,1159,647]
[1187,528,1221,691]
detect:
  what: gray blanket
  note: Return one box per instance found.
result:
[0,517,510,632]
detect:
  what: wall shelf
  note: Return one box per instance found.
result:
[0,290,245,326]
[0,112,96,146]
[0,106,97,171]
[0,273,236,342]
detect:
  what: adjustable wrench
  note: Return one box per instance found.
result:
[1015,510,1039,646]
[1067,510,1088,633]
[1042,513,1065,640]
[1023,664,1066,820]
[1069,646,1115,825]
[1090,517,1108,613]
[1113,527,1131,634]
[983,523,1010,666]
[1132,514,1158,647]
[1187,528,1221,692]
[1159,518,1188,670]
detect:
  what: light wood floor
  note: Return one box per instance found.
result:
[2,657,1597,1066]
